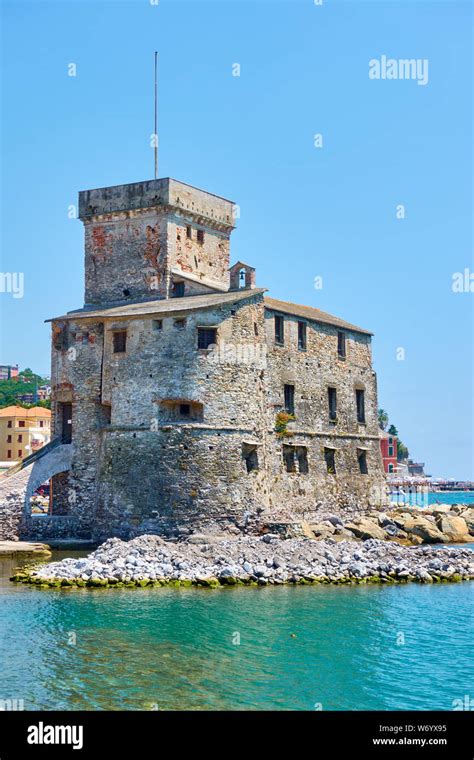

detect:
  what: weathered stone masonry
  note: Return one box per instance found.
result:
[20,176,388,541]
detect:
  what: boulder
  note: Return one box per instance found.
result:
[459,510,474,535]
[344,518,387,541]
[390,513,416,531]
[309,522,336,540]
[435,515,470,543]
[408,517,444,544]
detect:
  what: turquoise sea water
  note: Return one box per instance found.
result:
[428,491,474,506]
[389,490,474,508]
[0,552,472,711]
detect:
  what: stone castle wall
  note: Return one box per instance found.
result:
[26,291,387,542]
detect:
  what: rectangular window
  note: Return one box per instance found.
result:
[197,229,204,245]
[242,444,259,473]
[358,450,368,475]
[388,445,394,457]
[283,445,296,473]
[7,435,11,443]
[7,421,12,428]
[174,318,187,329]
[337,331,346,358]
[186,225,192,239]
[18,450,22,458]
[324,447,336,474]
[153,319,163,331]
[356,389,366,423]
[328,387,337,421]
[113,331,127,353]
[298,321,307,350]
[172,281,185,298]
[7,450,11,459]
[18,435,22,443]
[283,445,309,474]
[388,437,393,444]
[179,403,190,417]
[296,446,309,474]
[39,420,44,427]
[19,421,25,428]
[275,315,284,345]
[82,333,89,345]
[197,327,217,350]
[284,384,295,415]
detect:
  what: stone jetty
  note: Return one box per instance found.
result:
[11,533,473,588]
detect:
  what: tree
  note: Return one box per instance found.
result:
[388,424,398,436]
[378,408,389,431]
[397,440,409,462]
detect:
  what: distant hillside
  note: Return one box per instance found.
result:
[0,368,51,409]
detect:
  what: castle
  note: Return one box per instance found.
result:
[22,176,387,541]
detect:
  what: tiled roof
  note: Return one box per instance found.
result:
[47,289,267,322]
[0,406,51,418]
[264,297,372,336]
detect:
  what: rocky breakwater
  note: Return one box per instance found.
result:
[307,504,474,545]
[10,533,474,588]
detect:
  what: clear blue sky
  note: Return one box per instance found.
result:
[0,0,472,479]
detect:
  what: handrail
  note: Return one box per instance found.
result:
[0,437,63,479]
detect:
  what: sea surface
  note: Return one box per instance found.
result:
[390,490,474,508]
[0,547,472,711]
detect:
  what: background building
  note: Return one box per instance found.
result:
[0,406,51,462]
[380,430,398,474]
[0,365,19,381]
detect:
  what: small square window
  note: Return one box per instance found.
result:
[197,229,204,245]
[153,320,163,331]
[186,226,192,239]
[18,421,25,428]
[172,281,185,298]
[179,404,190,417]
[174,318,187,329]
[7,421,12,428]
[197,327,217,350]
[113,331,127,353]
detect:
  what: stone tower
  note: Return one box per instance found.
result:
[79,178,237,307]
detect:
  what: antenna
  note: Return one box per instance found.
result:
[154,51,158,179]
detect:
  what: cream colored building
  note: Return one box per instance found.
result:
[0,406,51,462]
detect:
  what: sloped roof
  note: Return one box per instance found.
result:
[47,288,267,322]
[264,297,372,336]
[0,406,51,418]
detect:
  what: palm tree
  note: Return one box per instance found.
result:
[378,408,389,431]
